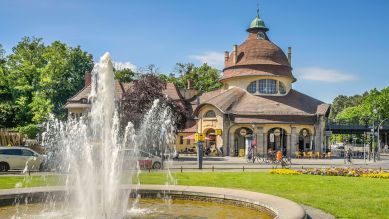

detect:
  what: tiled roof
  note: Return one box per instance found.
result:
[234,115,316,124]
[195,87,330,117]
[222,65,292,81]
[162,82,182,101]
[196,87,246,113]
[66,82,183,108]
[225,38,290,68]
[223,35,293,80]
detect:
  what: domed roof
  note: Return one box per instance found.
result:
[224,38,291,68]
[222,12,295,82]
[247,15,268,31]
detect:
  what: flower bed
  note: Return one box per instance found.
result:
[270,167,389,179]
[270,169,301,175]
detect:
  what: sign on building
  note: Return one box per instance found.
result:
[195,133,205,142]
[240,129,247,137]
[269,133,275,143]
[215,129,222,136]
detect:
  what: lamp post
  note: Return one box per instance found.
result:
[193,116,203,169]
[372,108,378,162]
[377,118,389,161]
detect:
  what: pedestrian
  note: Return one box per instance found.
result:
[276,150,283,161]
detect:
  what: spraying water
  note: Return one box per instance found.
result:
[38,52,177,219]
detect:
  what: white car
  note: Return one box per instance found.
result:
[121,149,163,169]
[0,147,46,172]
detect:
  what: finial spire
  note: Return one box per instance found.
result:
[256,2,260,16]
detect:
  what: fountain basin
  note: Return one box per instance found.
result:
[0,185,306,219]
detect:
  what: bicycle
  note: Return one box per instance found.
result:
[274,156,292,169]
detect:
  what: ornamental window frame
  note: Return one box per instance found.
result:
[246,79,288,95]
[204,110,216,118]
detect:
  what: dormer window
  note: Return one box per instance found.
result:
[246,79,288,95]
[259,79,277,94]
[204,110,216,118]
[81,98,88,104]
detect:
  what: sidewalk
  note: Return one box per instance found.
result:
[172,155,389,171]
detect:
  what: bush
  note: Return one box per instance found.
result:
[18,124,39,139]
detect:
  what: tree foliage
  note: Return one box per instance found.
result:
[0,37,93,129]
[329,93,367,120]
[114,68,135,83]
[335,87,389,124]
[160,63,223,94]
[119,74,187,130]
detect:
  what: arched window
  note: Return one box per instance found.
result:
[279,82,286,94]
[258,79,278,94]
[247,81,257,93]
[204,110,216,118]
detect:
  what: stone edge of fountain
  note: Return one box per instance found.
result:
[0,185,306,219]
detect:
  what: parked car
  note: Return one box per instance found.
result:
[162,150,179,160]
[0,147,47,172]
[121,149,163,169]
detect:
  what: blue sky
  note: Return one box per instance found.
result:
[1,0,389,103]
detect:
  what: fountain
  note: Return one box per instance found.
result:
[0,53,305,219]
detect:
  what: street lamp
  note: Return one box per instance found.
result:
[372,108,378,162]
[377,118,389,161]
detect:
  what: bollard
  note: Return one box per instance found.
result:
[243,166,245,172]
[181,166,183,173]
[302,165,304,169]
[148,168,151,173]
[212,166,214,172]
[380,167,382,172]
[28,169,31,176]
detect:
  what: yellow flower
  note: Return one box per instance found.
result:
[270,169,301,175]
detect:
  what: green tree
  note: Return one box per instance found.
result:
[40,42,93,119]
[115,68,135,83]
[6,37,46,126]
[329,94,366,120]
[0,44,16,128]
[160,63,222,94]
[191,63,223,93]
[4,37,93,127]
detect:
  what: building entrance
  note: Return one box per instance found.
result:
[267,128,287,155]
[234,128,253,157]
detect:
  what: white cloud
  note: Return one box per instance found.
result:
[296,67,358,82]
[189,51,224,67]
[112,61,137,71]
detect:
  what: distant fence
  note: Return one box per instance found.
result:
[0,129,25,146]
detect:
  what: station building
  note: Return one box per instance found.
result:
[66,12,330,157]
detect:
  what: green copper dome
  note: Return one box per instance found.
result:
[247,15,269,32]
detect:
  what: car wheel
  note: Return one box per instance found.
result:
[152,161,162,169]
[39,163,44,172]
[0,162,9,172]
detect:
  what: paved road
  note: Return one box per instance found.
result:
[1,154,389,175]
[167,154,389,172]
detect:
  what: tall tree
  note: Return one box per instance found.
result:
[6,37,46,125]
[0,44,16,127]
[40,42,93,119]
[4,37,93,127]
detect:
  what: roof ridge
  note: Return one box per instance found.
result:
[67,84,91,101]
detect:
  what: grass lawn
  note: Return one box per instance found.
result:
[138,172,389,219]
[0,175,64,189]
[0,172,388,218]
